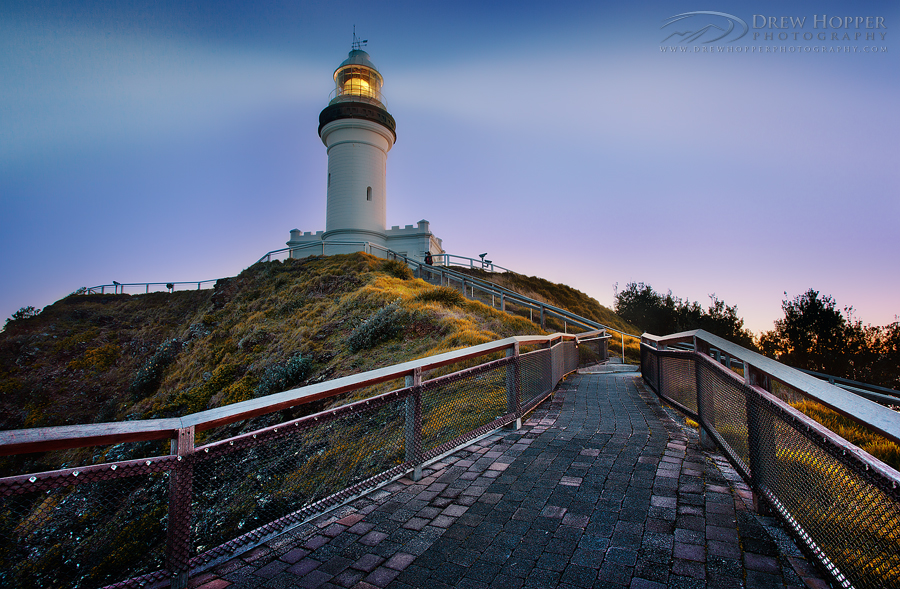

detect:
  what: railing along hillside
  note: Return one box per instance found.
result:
[0,331,597,589]
[83,280,220,295]
[642,330,900,589]
[259,243,511,273]
[83,242,633,357]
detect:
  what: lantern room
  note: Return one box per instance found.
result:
[331,50,385,106]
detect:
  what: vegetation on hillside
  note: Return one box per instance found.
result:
[0,254,553,430]
[2,253,639,477]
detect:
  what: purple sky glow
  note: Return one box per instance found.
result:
[1,0,898,336]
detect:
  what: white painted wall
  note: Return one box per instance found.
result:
[320,118,394,244]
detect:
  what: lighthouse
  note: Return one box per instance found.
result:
[287,41,443,262]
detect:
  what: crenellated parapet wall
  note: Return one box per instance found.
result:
[286,220,443,262]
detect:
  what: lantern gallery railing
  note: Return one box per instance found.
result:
[641,329,900,589]
[0,332,593,589]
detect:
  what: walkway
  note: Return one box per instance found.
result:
[187,372,829,589]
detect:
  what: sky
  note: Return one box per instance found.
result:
[1,0,897,336]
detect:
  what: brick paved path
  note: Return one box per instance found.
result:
[189,373,829,589]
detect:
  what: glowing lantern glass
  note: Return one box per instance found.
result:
[333,51,384,105]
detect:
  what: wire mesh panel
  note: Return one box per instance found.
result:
[519,349,553,411]
[658,351,698,415]
[561,341,578,376]
[750,393,900,589]
[0,460,173,589]
[418,359,511,461]
[696,356,751,477]
[641,344,658,392]
[550,342,562,386]
[188,393,408,565]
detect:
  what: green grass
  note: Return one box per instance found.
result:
[789,399,900,471]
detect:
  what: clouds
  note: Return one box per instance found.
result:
[1,0,897,335]
[1,16,324,165]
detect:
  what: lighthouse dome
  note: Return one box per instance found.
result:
[338,49,379,70]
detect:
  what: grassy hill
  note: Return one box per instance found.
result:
[1,254,638,461]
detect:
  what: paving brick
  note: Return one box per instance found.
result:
[629,578,666,589]
[672,558,706,580]
[280,547,311,564]
[743,552,780,573]
[192,579,231,589]
[358,531,388,546]
[673,542,706,563]
[332,569,365,588]
[298,569,332,588]
[288,558,322,576]
[242,546,272,563]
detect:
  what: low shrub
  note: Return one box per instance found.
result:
[380,259,413,281]
[5,306,40,328]
[415,287,465,307]
[67,344,120,372]
[130,339,181,399]
[347,301,406,352]
[256,355,312,397]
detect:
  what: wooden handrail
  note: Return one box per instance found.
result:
[0,333,584,456]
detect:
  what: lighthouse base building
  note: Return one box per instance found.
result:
[286,46,444,264]
[288,221,443,261]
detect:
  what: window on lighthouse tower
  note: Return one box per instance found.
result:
[366,186,372,201]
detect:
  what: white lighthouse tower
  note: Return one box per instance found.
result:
[287,39,443,261]
[320,48,393,244]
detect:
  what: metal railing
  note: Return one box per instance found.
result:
[659,341,900,407]
[796,368,900,406]
[641,329,900,589]
[82,280,221,295]
[430,253,511,273]
[0,332,591,589]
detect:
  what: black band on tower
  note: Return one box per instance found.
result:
[318,103,397,142]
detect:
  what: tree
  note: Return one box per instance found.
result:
[699,295,755,349]
[759,290,900,388]
[758,289,848,374]
[4,306,40,329]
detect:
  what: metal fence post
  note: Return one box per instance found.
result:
[167,426,195,589]
[405,368,423,481]
[500,293,505,312]
[656,345,662,396]
[505,344,521,430]
[540,305,545,329]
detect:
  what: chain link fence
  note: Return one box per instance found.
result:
[0,337,580,588]
[642,340,900,589]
